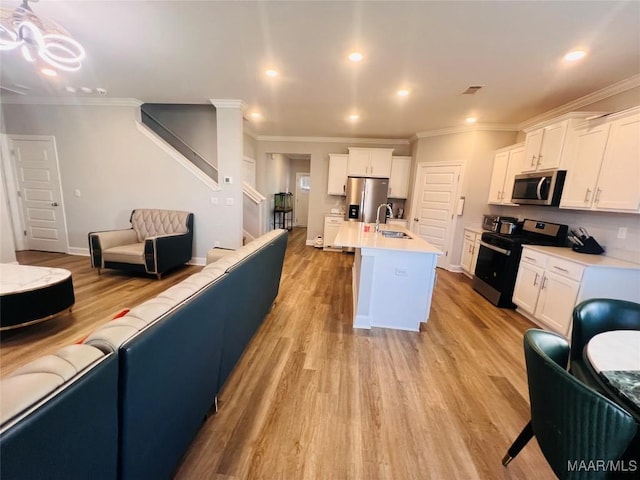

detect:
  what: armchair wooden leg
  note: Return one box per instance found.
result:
[156,273,162,280]
[97,268,101,275]
[502,421,534,466]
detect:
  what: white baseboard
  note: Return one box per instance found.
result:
[305,239,314,246]
[68,247,90,256]
[188,257,206,266]
[448,265,463,273]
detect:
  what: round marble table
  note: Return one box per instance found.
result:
[0,264,75,331]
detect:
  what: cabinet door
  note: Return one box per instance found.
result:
[513,262,544,314]
[323,218,343,249]
[522,129,543,172]
[369,149,393,178]
[460,235,475,273]
[347,149,370,176]
[327,154,348,195]
[595,112,640,212]
[535,271,580,337]
[488,151,509,204]
[559,124,610,209]
[389,156,411,198]
[503,146,524,205]
[537,121,568,170]
[471,238,480,275]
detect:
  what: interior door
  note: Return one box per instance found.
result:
[294,172,310,227]
[9,135,68,252]
[410,163,462,269]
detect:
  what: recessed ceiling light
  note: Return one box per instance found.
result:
[250,112,262,120]
[564,50,587,62]
[397,89,410,97]
[80,87,93,94]
[348,52,363,62]
[348,114,360,121]
[265,69,279,77]
[64,86,76,93]
[41,68,57,77]
[465,117,477,124]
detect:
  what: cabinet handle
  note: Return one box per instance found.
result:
[584,188,591,203]
[595,188,602,203]
[530,155,536,167]
[541,276,548,289]
[537,154,543,166]
[533,273,539,286]
[553,266,569,273]
[343,185,346,193]
[498,190,503,200]
[524,256,536,262]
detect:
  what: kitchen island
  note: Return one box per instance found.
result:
[333,222,442,332]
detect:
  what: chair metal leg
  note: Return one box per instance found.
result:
[502,421,534,466]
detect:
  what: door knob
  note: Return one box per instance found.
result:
[51,202,59,207]
[414,218,419,222]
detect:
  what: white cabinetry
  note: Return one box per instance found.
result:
[488,144,524,204]
[388,156,411,199]
[513,246,640,338]
[327,154,348,195]
[348,148,393,178]
[460,228,481,278]
[522,120,568,172]
[323,216,344,251]
[560,107,640,213]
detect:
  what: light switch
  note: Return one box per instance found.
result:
[210,197,219,205]
[74,189,81,198]
[225,197,234,206]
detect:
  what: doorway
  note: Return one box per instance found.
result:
[294,172,310,227]
[409,162,463,269]
[6,135,69,253]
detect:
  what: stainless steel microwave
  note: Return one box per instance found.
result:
[510,169,567,206]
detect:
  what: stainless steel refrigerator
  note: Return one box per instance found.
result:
[344,177,389,223]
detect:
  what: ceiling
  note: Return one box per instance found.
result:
[1,1,639,139]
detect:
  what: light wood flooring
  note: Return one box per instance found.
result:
[1,228,553,478]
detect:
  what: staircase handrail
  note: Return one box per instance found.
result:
[242,182,266,203]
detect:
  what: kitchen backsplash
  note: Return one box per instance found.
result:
[490,205,640,264]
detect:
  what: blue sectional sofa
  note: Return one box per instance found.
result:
[0,229,288,480]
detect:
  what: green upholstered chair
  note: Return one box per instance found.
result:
[502,329,638,479]
[570,299,640,389]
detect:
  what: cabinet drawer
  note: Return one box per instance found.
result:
[546,257,584,281]
[464,230,477,241]
[325,217,344,225]
[520,249,548,268]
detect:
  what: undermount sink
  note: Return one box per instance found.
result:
[381,230,411,239]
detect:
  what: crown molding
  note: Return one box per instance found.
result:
[414,123,520,139]
[210,99,248,110]
[518,73,640,131]
[0,96,142,107]
[255,135,410,145]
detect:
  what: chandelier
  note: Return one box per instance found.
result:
[0,0,85,73]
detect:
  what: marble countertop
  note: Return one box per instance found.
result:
[334,222,442,254]
[0,264,72,295]
[522,245,640,269]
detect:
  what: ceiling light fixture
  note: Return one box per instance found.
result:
[348,114,360,121]
[465,117,477,124]
[0,0,86,73]
[563,50,587,62]
[250,112,262,120]
[348,52,363,62]
[397,89,410,97]
[265,69,279,77]
[40,67,57,77]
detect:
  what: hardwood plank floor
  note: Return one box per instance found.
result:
[1,229,553,478]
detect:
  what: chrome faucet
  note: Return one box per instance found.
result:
[375,203,393,232]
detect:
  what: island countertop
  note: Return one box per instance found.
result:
[334,221,442,255]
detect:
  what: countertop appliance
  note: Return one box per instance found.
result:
[344,176,389,252]
[482,214,519,233]
[511,169,566,206]
[473,219,568,308]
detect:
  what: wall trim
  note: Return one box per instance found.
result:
[518,73,640,130]
[0,96,143,107]
[256,135,410,145]
[210,99,248,110]
[414,123,520,139]
[188,257,206,266]
[68,247,90,256]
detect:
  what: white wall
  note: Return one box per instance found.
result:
[1,103,239,261]
[0,158,16,263]
[255,140,411,242]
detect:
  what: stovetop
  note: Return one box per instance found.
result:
[481,218,569,251]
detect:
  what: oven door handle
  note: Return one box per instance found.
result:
[479,240,511,256]
[536,177,546,200]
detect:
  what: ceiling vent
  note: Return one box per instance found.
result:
[462,85,483,95]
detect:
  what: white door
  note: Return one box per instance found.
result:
[9,135,68,252]
[410,163,462,269]
[294,172,310,227]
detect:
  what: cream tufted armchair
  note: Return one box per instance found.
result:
[88,209,194,279]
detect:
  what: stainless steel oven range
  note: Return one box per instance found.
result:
[472,219,568,308]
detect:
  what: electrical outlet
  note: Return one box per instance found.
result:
[617,227,627,239]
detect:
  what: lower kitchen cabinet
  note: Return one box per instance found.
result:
[461,228,481,278]
[513,246,640,338]
[323,216,344,251]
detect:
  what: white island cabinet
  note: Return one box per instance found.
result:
[334,222,441,332]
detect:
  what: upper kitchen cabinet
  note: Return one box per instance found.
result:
[388,156,412,199]
[520,112,601,173]
[348,147,393,178]
[327,154,348,195]
[488,143,524,205]
[560,106,640,213]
